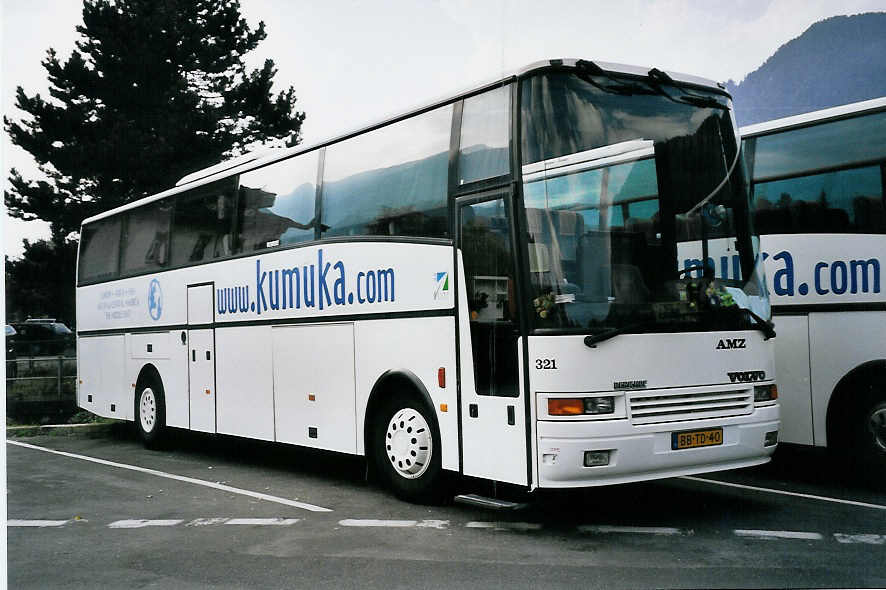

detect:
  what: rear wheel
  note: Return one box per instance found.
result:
[838,374,886,483]
[372,395,448,503]
[135,378,166,448]
[857,396,886,479]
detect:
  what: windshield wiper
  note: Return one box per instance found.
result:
[676,94,727,109]
[575,61,728,110]
[583,318,677,348]
[647,68,729,111]
[584,307,773,348]
[743,307,776,340]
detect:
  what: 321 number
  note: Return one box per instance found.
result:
[535,359,557,370]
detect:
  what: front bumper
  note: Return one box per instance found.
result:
[536,404,779,488]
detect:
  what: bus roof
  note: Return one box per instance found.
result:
[740,96,886,138]
[82,58,724,226]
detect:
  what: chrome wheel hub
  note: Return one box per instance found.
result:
[385,408,431,479]
[869,406,886,452]
[140,388,157,433]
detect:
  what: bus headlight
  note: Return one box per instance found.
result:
[754,384,778,403]
[584,396,615,414]
[548,396,615,416]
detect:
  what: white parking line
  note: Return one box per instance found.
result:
[734,529,823,540]
[834,533,885,545]
[226,518,300,526]
[339,519,418,527]
[578,525,691,536]
[11,514,886,545]
[416,520,449,529]
[337,519,451,529]
[109,519,183,529]
[682,475,886,511]
[465,521,542,531]
[7,440,332,513]
[7,519,69,527]
[187,518,230,527]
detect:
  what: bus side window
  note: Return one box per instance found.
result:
[457,85,511,185]
[751,111,886,235]
[170,180,236,267]
[320,104,452,239]
[752,165,885,234]
[78,217,122,283]
[460,198,520,397]
[237,151,320,251]
[120,200,172,275]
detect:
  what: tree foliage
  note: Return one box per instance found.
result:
[5,241,78,325]
[5,0,305,244]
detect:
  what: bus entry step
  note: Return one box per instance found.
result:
[454,494,527,511]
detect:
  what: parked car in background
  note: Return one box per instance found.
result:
[6,324,18,377]
[10,319,75,357]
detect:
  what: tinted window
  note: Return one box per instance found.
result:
[752,164,885,234]
[121,200,172,275]
[321,104,452,239]
[79,217,121,283]
[237,151,320,251]
[751,111,886,180]
[170,179,237,266]
[458,86,510,184]
[460,198,519,397]
[520,70,734,166]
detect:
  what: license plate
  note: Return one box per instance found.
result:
[671,427,723,450]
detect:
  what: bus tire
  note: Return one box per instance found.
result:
[135,376,166,448]
[372,394,448,504]
[855,389,886,482]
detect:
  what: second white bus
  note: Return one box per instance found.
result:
[742,97,886,476]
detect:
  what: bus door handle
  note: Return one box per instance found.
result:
[192,350,196,362]
[205,350,211,361]
[507,405,515,425]
[469,404,478,418]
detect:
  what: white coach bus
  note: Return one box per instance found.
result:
[741,97,886,475]
[77,59,779,502]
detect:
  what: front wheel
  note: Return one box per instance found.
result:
[372,396,448,503]
[135,379,166,448]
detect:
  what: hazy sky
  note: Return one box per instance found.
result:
[3,0,885,258]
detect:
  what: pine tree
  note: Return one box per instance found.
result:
[5,242,78,324]
[5,0,305,245]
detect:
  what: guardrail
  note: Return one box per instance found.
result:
[6,356,77,402]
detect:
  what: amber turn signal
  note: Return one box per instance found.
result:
[548,398,584,415]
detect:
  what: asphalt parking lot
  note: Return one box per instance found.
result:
[7,426,886,589]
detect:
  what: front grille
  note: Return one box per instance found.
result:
[629,387,753,425]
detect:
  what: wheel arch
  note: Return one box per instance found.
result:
[825,359,886,447]
[135,363,164,392]
[134,362,165,417]
[363,369,437,458]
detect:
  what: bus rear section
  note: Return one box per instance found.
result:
[741,97,886,478]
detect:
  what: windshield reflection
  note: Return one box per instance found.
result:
[520,69,769,335]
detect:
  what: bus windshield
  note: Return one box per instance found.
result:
[520,68,769,335]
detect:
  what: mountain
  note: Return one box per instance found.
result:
[726,12,886,126]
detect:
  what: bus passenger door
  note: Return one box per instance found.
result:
[456,193,528,486]
[187,284,216,433]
